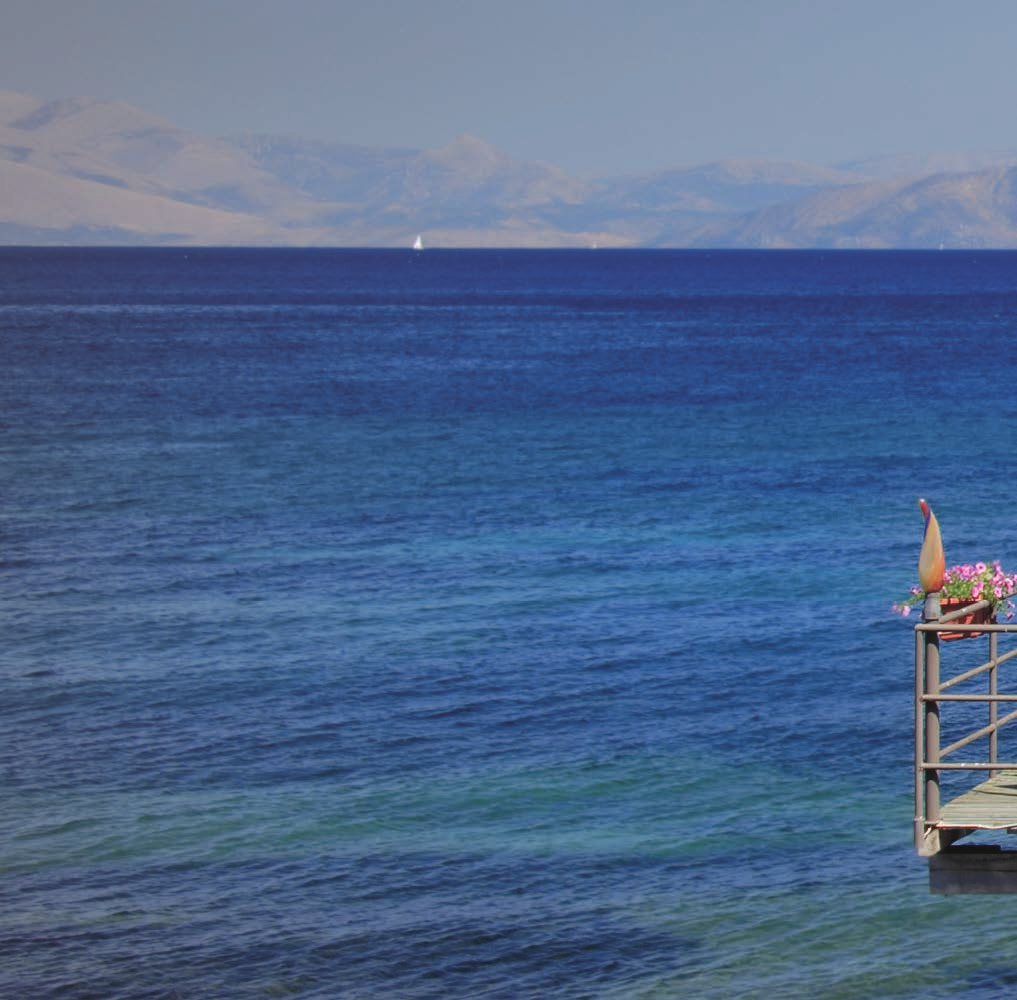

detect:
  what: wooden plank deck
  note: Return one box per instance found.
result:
[938,769,1017,831]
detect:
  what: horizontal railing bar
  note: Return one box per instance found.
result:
[940,708,1017,758]
[919,761,1017,771]
[922,694,1017,702]
[917,622,1017,632]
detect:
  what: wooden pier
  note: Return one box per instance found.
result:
[915,603,1017,891]
[938,769,1017,831]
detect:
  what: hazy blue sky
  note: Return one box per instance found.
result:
[4,0,1016,177]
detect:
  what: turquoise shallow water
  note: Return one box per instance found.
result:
[6,248,1017,998]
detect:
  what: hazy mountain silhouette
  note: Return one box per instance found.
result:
[3,90,1017,247]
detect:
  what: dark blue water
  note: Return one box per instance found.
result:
[6,248,1017,998]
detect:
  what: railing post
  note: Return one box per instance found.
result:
[915,627,927,849]
[991,630,999,775]
[925,630,941,825]
[917,591,942,854]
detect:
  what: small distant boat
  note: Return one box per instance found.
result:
[412,235,423,251]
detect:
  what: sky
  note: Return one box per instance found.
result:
[4,0,1017,178]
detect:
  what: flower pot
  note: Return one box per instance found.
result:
[938,598,996,640]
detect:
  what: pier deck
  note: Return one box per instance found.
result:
[938,770,1017,833]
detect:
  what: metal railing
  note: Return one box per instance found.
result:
[915,598,1017,855]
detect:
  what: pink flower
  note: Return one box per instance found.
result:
[895,558,1017,618]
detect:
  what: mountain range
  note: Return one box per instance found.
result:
[4,90,1017,248]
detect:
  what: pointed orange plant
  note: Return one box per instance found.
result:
[918,498,945,593]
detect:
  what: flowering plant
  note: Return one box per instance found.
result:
[894,561,1017,618]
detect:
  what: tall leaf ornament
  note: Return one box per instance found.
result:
[918,498,945,594]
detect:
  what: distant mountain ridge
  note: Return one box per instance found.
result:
[3,90,1017,247]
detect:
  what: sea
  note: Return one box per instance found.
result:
[5,247,1017,999]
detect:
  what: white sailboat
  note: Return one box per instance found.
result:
[412,234,423,251]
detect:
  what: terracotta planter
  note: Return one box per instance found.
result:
[938,598,995,640]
